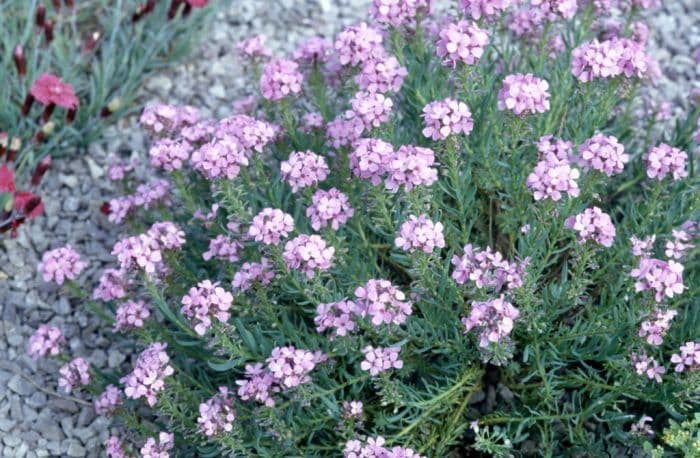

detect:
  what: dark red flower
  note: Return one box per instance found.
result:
[185,0,208,7]
[0,166,44,236]
[14,191,44,218]
[0,165,15,193]
[30,73,79,109]
[31,156,52,186]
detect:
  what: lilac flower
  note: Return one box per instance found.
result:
[342,400,364,420]
[315,299,358,338]
[536,135,573,162]
[497,73,550,115]
[507,8,544,39]
[530,0,577,21]
[198,386,236,437]
[121,342,174,407]
[236,363,277,407]
[458,0,511,21]
[105,436,129,458]
[355,56,407,93]
[28,324,64,359]
[638,309,677,346]
[58,357,91,393]
[139,104,200,136]
[347,91,394,131]
[572,38,656,82]
[630,351,665,383]
[422,98,473,140]
[132,179,171,209]
[38,244,87,285]
[385,145,438,192]
[526,157,580,201]
[579,133,629,176]
[106,154,136,181]
[260,58,304,101]
[266,346,322,389]
[232,258,275,292]
[147,221,186,250]
[93,268,129,301]
[106,196,134,224]
[248,208,295,245]
[181,280,233,335]
[451,244,528,290]
[643,143,688,181]
[236,34,271,60]
[202,235,242,262]
[436,20,489,67]
[360,346,403,376]
[630,258,685,302]
[148,138,191,172]
[94,385,123,416]
[293,36,332,63]
[191,136,249,180]
[369,0,432,28]
[283,234,335,278]
[344,436,425,458]
[140,432,174,458]
[462,296,520,347]
[349,138,394,185]
[326,115,365,148]
[354,279,412,326]
[306,188,354,231]
[301,112,325,132]
[181,119,216,145]
[280,150,329,192]
[113,300,151,333]
[395,214,445,253]
[665,229,694,260]
[630,235,656,258]
[565,207,616,247]
[215,115,277,153]
[334,22,385,67]
[670,342,700,373]
[112,234,163,276]
[630,416,654,436]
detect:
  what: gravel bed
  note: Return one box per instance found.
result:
[0,0,696,456]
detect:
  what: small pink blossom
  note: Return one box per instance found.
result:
[349,138,394,185]
[37,244,87,285]
[202,235,242,262]
[236,34,271,60]
[458,0,511,21]
[30,73,79,109]
[94,385,123,416]
[565,207,616,247]
[462,296,520,347]
[140,432,174,458]
[283,234,335,278]
[315,299,358,338]
[181,280,233,335]
[630,235,656,258]
[28,324,64,359]
[354,279,412,326]
[497,73,551,115]
[306,188,354,231]
[334,22,385,67]
[347,91,394,131]
[385,145,438,192]
[248,208,295,245]
[360,346,403,376]
[369,0,432,28]
[113,300,151,332]
[436,20,489,67]
[198,387,236,437]
[121,342,174,407]
[260,58,304,101]
[643,143,688,181]
[266,346,323,389]
[630,258,685,302]
[191,136,249,180]
[149,138,191,172]
[280,150,329,192]
[630,352,665,383]
[578,133,629,176]
[232,258,275,291]
[395,214,445,253]
[422,98,473,140]
[670,342,700,373]
[58,357,91,393]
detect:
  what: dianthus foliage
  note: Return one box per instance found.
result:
[31,0,700,456]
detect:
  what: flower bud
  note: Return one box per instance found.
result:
[42,121,56,136]
[52,0,61,10]
[31,156,52,186]
[35,4,46,28]
[13,44,26,78]
[44,19,55,43]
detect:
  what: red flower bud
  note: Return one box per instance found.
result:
[44,20,55,43]
[100,202,111,215]
[65,0,74,7]
[35,5,46,27]
[31,156,52,186]
[13,44,26,78]
[41,103,56,123]
[66,107,77,124]
[52,0,61,10]
[21,94,35,116]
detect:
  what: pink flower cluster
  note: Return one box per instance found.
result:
[670,342,700,373]
[121,342,174,407]
[334,22,385,67]
[232,258,275,291]
[236,363,277,407]
[148,221,186,250]
[355,56,407,94]
[344,436,425,458]
[436,20,489,67]
[260,58,304,101]
[508,9,544,40]
[107,180,173,224]
[665,229,695,260]
[113,300,151,332]
[355,279,412,326]
[631,258,685,302]
[342,400,364,420]
[181,280,233,335]
[294,37,332,63]
[248,208,295,245]
[280,150,329,192]
[306,188,354,231]
[639,309,677,346]
[360,346,403,376]
[215,114,277,153]
[301,112,325,132]
[93,268,130,301]
[94,385,123,416]
[643,143,688,181]
[385,145,438,192]
[395,214,445,253]
[191,136,249,180]
[198,386,236,437]
[327,116,365,148]
[526,156,580,201]
[571,38,656,82]
[348,91,394,131]
[631,235,656,258]
[421,98,474,140]
[537,135,572,162]
[140,432,174,458]
[579,133,629,176]
[369,0,432,28]
[530,0,577,21]
[58,357,91,394]
[149,138,191,172]
[463,296,520,348]
[266,346,323,388]
[458,0,511,20]
[565,207,616,247]
[497,73,550,115]
[236,34,271,60]
[112,222,184,277]
[315,299,358,338]
[630,352,665,383]
[139,104,200,136]
[283,234,335,278]
[202,235,242,262]
[349,138,394,185]
[451,244,528,291]
[28,324,64,359]
[105,436,129,458]
[38,244,87,285]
